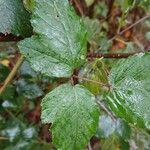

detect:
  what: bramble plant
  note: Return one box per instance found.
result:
[0,0,150,150]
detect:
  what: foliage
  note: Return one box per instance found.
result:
[0,0,150,150]
[0,0,32,37]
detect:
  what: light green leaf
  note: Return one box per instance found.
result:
[145,31,150,41]
[96,115,131,140]
[41,83,99,150]
[106,53,150,130]
[23,0,35,12]
[19,0,87,78]
[0,0,32,37]
[83,17,101,44]
[85,0,94,7]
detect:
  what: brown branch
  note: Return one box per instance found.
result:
[0,55,24,95]
[109,15,150,42]
[71,0,84,16]
[0,137,9,140]
[0,33,22,42]
[87,52,139,59]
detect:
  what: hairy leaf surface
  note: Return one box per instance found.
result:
[0,0,32,37]
[19,0,87,78]
[106,53,150,130]
[41,83,99,150]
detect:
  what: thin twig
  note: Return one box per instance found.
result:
[0,137,9,140]
[73,75,109,87]
[96,98,116,122]
[109,15,150,42]
[87,52,139,59]
[0,33,22,42]
[88,143,93,150]
[72,0,84,16]
[0,55,24,95]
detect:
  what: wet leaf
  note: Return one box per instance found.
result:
[79,59,108,95]
[83,17,101,44]
[41,83,99,150]
[0,0,32,37]
[106,53,150,130]
[19,0,87,78]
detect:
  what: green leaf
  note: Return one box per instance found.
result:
[145,31,150,41]
[85,0,94,7]
[0,0,32,37]
[79,59,108,95]
[83,17,101,45]
[0,119,38,150]
[116,0,135,12]
[16,79,44,99]
[18,0,87,78]
[138,0,150,12]
[20,61,37,78]
[0,64,10,82]
[41,83,99,150]
[94,1,108,17]
[23,0,35,12]
[106,53,150,130]
[96,115,131,140]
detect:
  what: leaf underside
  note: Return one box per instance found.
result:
[18,0,87,78]
[0,0,32,37]
[107,53,150,130]
[41,83,99,150]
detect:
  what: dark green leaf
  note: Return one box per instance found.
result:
[83,17,101,44]
[0,119,37,150]
[20,61,37,78]
[94,1,108,17]
[16,79,44,99]
[0,64,10,82]
[23,0,35,12]
[0,85,16,100]
[18,0,87,78]
[0,0,32,37]
[106,53,150,130]
[41,83,99,150]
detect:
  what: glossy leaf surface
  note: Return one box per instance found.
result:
[19,0,87,78]
[106,53,150,130]
[41,83,99,150]
[0,0,32,37]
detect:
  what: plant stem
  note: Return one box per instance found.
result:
[0,55,24,95]
[88,143,93,150]
[73,75,109,87]
[109,14,150,42]
[0,137,9,140]
[96,98,117,122]
[0,33,22,42]
[87,52,138,59]
[71,0,84,16]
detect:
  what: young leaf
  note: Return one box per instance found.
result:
[106,53,150,130]
[18,0,87,78]
[0,0,32,37]
[41,83,99,150]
